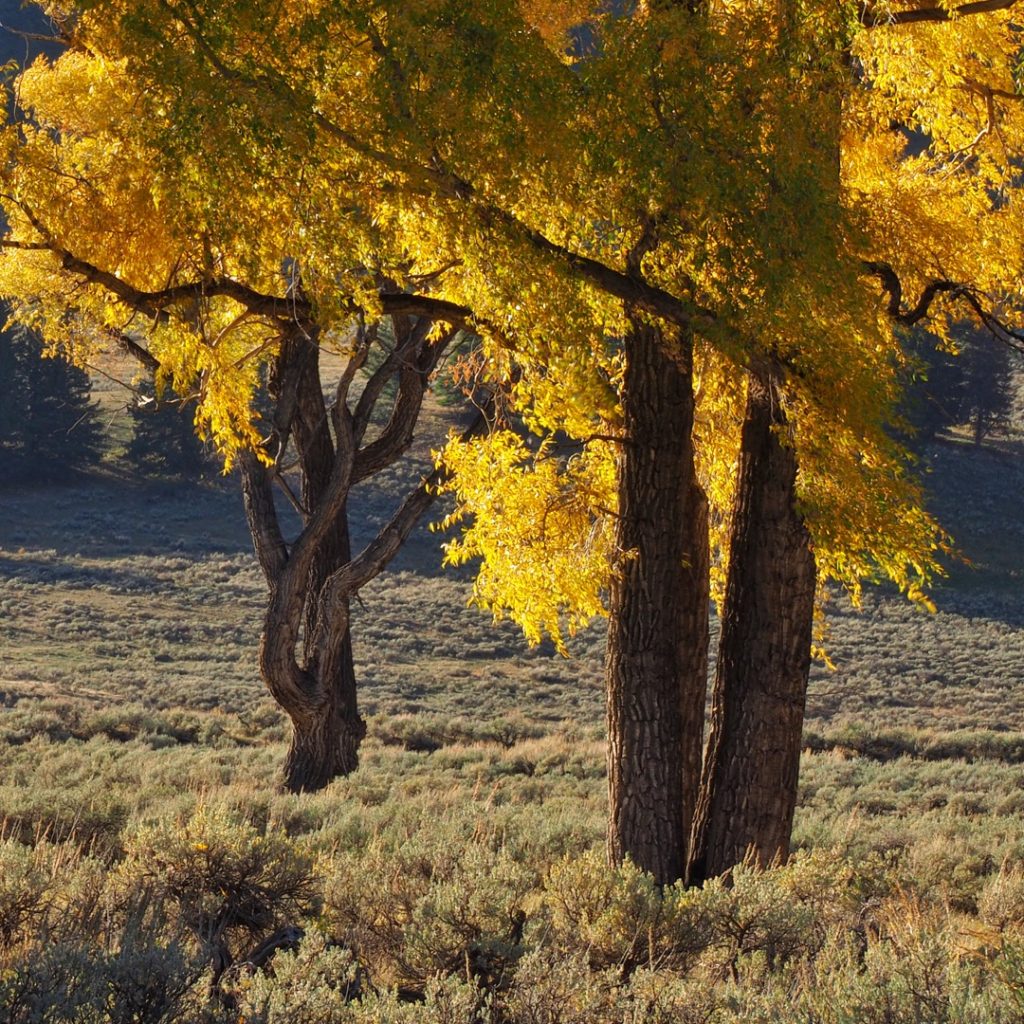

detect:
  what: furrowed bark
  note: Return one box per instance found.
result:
[688,371,816,884]
[254,317,462,792]
[605,317,707,886]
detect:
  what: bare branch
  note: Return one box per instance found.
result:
[351,317,432,447]
[862,259,1024,354]
[272,470,308,520]
[240,451,290,582]
[353,324,460,484]
[106,329,161,373]
[321,390,496,605]
[0,22,71,48]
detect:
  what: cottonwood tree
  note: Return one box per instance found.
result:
[3,0,1023,877]
[429,0,1024,881]
[0,27,489,790]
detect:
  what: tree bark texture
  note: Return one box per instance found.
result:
[240,316,464,793]
[688,371,816,884]
[606,318,708,886]
[282,648,364,791]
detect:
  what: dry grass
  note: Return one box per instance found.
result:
[2,395,1024,1019]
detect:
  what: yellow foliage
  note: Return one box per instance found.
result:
[437,429,616,654]
[0,0,1012,643]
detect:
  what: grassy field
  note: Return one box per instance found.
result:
[2,391,1024,1021]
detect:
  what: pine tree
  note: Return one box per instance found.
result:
[124,385,211,480]
[898,326,1016,449]
[0,322,104,481]
[897,330,966,449]
[959,326,1015,447]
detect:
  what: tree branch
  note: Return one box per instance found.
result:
[0,23,71,47]
[863,259,1024,353]
[321,391,496,609]
[106,329,161,373]
[350,317,426,448]
[353,324,459,484]
[239,451,290,582]
[860,0,1021,26]
[4,207,480,332]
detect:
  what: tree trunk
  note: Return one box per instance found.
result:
[242,316,468,793]
[606,318,708,886]
[688,371,816,885]
[284,506,366,791]
[282,635,364,791]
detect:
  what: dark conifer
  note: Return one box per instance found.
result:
[124,385,211,479]
[0,323,104,481]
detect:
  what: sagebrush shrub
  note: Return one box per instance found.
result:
[228,929,361,1024]
[0,933,197,1024]
[541,850,706,974]
[114,804,318,960]
[322,822,535,993]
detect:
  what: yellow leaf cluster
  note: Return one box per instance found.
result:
[0,0,1014,645]
[437,429,616,655]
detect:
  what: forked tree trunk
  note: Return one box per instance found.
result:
[283,515,366,791]
[606,318,708,886]
[688,371,816,884]
[240,314,467,794]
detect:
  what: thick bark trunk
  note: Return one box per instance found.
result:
[284,508,365,792]
[242,318,474,793]
[606,319,708,886]
[282,634,365,791]
[270,327,367,791]
[688,372,816,884]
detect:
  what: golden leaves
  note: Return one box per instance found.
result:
[0,0,1013,633]
[437,429,616,654]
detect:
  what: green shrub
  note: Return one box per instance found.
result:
[229,930,360,1024]
[500,949,620,1024]
[114,804,318,959]
[0,838,53,950]
[322,821,535,993]
[0,933,197,1024]
[541,850,707,974]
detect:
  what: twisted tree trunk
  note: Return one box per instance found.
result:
[241,314,474,792]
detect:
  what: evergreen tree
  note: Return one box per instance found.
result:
[959,325,1015,446]
[124,385,211,479]
[0,324,23,470]
[898,330,966,449]
[0,322,104,481]
[898,325,1015,449]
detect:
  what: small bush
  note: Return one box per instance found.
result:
[542,850,707,974]
[114,804,318,960]
[979,868,1024,933]
[228,929,360,1024]
[322,822,535,993]
[0,932,197,1024]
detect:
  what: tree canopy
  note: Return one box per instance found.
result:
[1,0,1022,872]
[3,0,997,607]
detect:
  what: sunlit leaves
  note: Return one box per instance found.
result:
[0,0,1014,647]
[437,429,616,654]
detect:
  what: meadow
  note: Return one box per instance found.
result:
[2,393,1024,1021]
